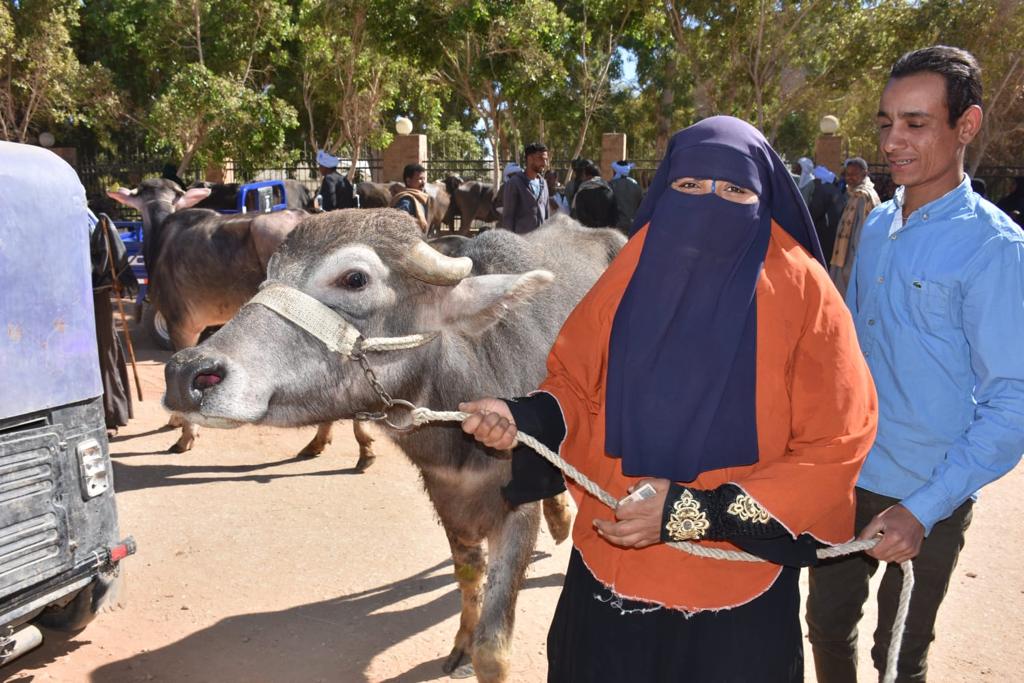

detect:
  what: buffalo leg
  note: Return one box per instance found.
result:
[472,502,541,682]
[297,422,333,457]
[353,420,376,471]
[167,321,203,453]
[442,532,486,676]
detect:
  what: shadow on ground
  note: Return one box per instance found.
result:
[88,555,563,683]
[110,457,368,493]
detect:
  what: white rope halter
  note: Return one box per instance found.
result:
[246,281,437,356]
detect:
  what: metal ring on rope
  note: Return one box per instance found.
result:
[408,406,914,683]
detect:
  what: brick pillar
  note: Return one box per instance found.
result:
[204,160,235,184]
[600,133,627,180]
[382,134,428,183]
[814,135,844,176]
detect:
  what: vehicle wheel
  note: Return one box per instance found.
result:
[142,305,173,350]
[34,584,96,632]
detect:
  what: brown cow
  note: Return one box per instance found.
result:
[108,179,376,468]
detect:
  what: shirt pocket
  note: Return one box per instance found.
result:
[905,279,953,333]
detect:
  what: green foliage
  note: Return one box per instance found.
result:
[147,64,297,174]
[0,0,122,144]
[33,0,1024,172]
[428,123,485,160]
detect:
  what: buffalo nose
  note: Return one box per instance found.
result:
[164,347,227,412]
[193,369,225,391]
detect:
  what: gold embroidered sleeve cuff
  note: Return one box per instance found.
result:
[663,488,710,541]
[660,484,787,543]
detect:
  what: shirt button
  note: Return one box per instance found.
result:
[864,350,871,358]
[890,234,898,240]
[922,213,929,220]
[868,319,876,326]
[877,276,885,284]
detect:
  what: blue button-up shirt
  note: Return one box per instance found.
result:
[847,176,1024,534]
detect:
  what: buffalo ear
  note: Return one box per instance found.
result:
[174,187,212,210]
[438,270,554,337]
[106,187,145,212]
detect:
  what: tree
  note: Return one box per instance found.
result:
[78,0,297,174]
[0,0,121,144]
[292,0,434,178]
[660,0,879,146]
[415,1,569,182]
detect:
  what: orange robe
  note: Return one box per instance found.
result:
[539,222,878,611]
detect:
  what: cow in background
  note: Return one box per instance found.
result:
[107,180,376,468]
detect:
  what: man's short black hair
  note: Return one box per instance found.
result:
[403,163,426,181]
[890,46,982,127]
[583,163,602,178]
[524,142,548,158]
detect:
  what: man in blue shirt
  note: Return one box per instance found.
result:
[807,45,1024,683]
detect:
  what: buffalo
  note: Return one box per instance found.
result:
[163,209,625,681]
[443,175,502,234]
[107,179,375,467]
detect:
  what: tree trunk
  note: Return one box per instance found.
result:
[655,55,677,159]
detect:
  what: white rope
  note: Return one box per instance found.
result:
[248,283,436,356]
[412,407,913,683]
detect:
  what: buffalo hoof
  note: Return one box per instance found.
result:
[295,445,323,458]
[355,453,376,472]
[543,492,573,544]
[167,437,194,453]
[450,663,475,679]
[442,646,470,675]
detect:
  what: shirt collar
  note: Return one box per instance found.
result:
[889,174,973,237]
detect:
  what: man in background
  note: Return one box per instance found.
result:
[829,157,880,296]
[502,143,550,234]
[390,163,431,233]
[317,149,357,211]
[571,162,617,228]
[610,160,644,232]
[808,165,842,260]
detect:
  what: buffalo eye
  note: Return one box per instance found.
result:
[335,270,369,290]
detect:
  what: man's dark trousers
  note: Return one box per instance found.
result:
[806,487,973,683]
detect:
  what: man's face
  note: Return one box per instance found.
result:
[876,72,975,194]
[526,151,549,174]
[844,164,867,188]
[406,171,426,190]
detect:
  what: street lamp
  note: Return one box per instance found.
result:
[38,132,55,148]
[395,117,413,136]
[819,115,840,135]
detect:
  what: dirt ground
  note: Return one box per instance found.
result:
[4,323,1023,683]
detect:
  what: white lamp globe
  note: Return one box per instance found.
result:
[819,115,840,135]
[38,132,55,148]
[395,117,413,136]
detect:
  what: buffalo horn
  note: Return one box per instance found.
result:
[405,241,473,285]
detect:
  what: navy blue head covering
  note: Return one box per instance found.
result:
[605,116,824,483]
